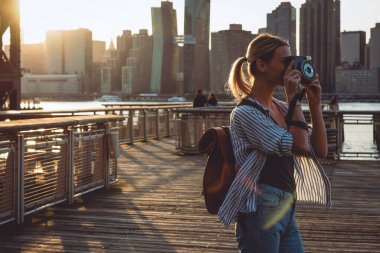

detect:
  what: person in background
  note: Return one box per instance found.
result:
[193,89,207,107]
[206,93,218,106]
[219,33,331,252]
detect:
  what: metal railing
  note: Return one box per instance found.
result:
[173,107,380,160]
[0,105,183,144]
[0,115,123,226]
[337,111,380,159]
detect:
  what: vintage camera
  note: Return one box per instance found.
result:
[284,56,316,84]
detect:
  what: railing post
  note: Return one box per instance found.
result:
[67,128,74,204]
[166,109,171,137]
[16,134,24,224]
[129,109,134,144]
[336,112,343,160]
[156,110,160,139]
[104,123,110,190]
[143,110,147,142]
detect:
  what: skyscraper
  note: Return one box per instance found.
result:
[122,29,153,95]
[116,30,133,92]
[151,1,179,95]
[45,28,93,94]
[101,41,118,94]
[92,40,106,93]
[300,0,340,93]
[211,24,255,92]
[183,0,210,94]
[267,2,296,54]
[369,23,380,69]
[341,31,366,68]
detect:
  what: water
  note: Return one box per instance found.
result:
[339,102,380,111]
[40,101,104,110]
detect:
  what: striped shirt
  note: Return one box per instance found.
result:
[218,97,332,228]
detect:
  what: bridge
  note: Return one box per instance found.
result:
[0,0,21,110]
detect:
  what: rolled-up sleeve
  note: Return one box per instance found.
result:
[232,106,293,156]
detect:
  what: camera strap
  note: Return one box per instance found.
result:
[285,88,306,125]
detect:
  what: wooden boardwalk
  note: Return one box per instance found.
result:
[0,138,379,252]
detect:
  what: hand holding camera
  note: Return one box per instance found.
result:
[283,56,321,106]
[282,59,302,104]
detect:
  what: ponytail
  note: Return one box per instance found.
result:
[227,57,252,100]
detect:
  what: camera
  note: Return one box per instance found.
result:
[284,56,316,84]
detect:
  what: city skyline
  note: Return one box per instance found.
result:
[3,0,379,47]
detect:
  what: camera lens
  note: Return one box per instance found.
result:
[302,62,315,78]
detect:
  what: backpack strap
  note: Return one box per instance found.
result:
[237,99,267,115]
[237,98,279,126]
[216,127,235,164]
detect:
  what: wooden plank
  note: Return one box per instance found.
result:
[0,138,379,252]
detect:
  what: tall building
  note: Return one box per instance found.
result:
[369,23,380,69]
[336,68,379,94]
[122,29,153,95]
[93,41,106,63]
[92,40,106,93]
[267,2,296,54]
[300,0,340,93]
[45,28,93,94]
[151,1,179,95]
[101,41,118,94]
[211,24,256,92]
[183,0,210,94]
[116,30,133,91]
[341,31,366,68]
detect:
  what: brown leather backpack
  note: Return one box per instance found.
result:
[198,126,236,214]
[197,99,266,214]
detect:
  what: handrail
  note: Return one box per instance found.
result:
[0,115,124,226]
[0,105,191,118]
[173,107,380,159]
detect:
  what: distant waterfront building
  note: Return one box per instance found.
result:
[93,41,106,64]
[300,0,340,93]
[122,29,153,95]
[45,28,93,94]
[101,41,118,94]
[370,23,380,69]
[21,74,80,97]
[116,30,133,92]
[92,41,106,93]
[258,28,267,34]
[183,0,211,94]
[267,2,296,54]
[211,24,255,92]
[101,67,112,94]
[365,44,370,69]
[335,67,379,94]
[151,1,179,95]
[341,31,366,68]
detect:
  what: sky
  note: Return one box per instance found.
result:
[3,0,380,47]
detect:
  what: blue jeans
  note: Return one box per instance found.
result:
[235,184,305,253]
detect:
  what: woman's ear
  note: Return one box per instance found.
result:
[255,59,266,73]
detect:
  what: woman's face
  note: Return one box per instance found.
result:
[264,45,291,86]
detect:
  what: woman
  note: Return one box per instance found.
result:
[218,34,331,252]
[206,93,218,106]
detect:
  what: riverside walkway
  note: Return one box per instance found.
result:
[0,138,379,253]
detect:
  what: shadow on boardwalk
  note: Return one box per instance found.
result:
[0,138,379,252]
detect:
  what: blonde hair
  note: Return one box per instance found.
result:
[227,33,289,100]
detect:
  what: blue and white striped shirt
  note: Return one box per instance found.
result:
[218,97,331,227]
